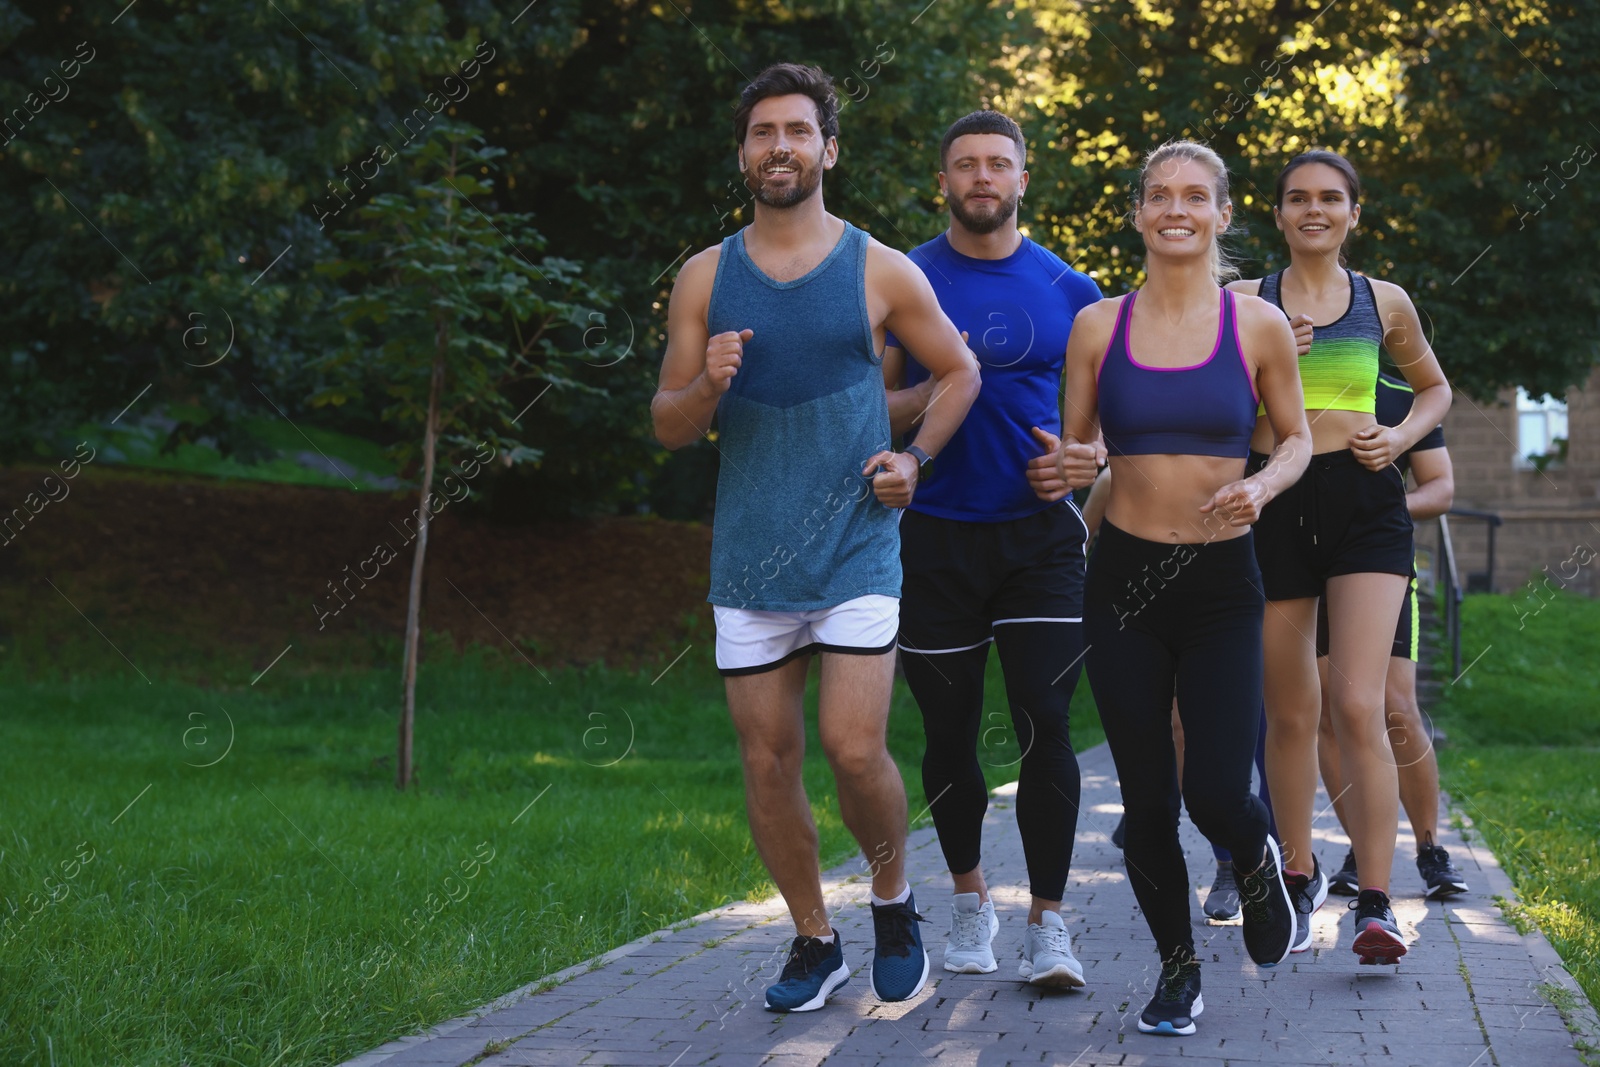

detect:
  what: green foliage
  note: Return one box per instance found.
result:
[1002,0,1600,399]
[3,0,1596,512]
[316,123,615,478]
[0,0,489,457]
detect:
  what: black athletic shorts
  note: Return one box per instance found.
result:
[1315,575,1419,661]
[1248,448,1413,602]
[897,501,1088,654]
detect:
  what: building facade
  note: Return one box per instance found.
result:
[1438,366,1600,598]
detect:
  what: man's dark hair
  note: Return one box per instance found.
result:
[939,110,1027,170]
[733,63,840,145]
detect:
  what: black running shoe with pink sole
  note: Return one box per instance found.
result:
[1350,888,1408,965]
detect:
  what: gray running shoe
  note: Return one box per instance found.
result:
[1203,862,1241,923]
[1351,888,1408,965]
[944,893,999,973]
[1019,910,1084,988]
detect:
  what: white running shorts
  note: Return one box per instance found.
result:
[713,594,899,676]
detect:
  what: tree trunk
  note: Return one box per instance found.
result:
[398,347,447,791]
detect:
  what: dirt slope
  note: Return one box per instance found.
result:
[0,466,713,672]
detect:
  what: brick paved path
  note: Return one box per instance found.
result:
[343,742,1597,1067]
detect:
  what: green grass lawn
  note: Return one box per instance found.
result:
[1436,590,1600,1012]
[0,639,1101,1067]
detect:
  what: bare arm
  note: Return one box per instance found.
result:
[882,343,937,438]
[1055,300,1117,489]
[1356,280,1452,467]
[873,247,979,459]
[1202,297,1311,524]
[1406,446,1455,521]
[1081,465,1112,538]
[650,249,734,451]
[1228,277,1313,355]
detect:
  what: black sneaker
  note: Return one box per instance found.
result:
[1284,855,1328,953]
[1329,848,1359,896]
[1417,843,1469,899]
[1137,948,1203,1035]
[1202,862,1241,923]
[1235,836,1294,966]
[1112,813,1126,849]
[1350,888,1408,965]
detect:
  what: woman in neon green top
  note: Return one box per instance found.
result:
[1228,149,1451,966]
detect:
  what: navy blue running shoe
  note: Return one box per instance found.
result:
[1138,947,1203,1036]
[870,893,930,1002]
[764,934,850,1012]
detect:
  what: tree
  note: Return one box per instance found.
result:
[999,0,1600,398]
[318,123,617,789]
[0,0,492,457]
[463,0,1023,516]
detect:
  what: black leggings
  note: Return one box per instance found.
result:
[1085,521,1270,960]
[901,622,1084,901]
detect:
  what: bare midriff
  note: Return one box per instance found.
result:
[1103,453,1254,544]
[1250,407,1373,457]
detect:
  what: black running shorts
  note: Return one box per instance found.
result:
[897,501,1088,654]
[1248,449,1414,602]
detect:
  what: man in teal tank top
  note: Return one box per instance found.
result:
[651,63,980,1013]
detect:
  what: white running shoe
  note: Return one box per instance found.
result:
[944,892,999,973]
[1019,909,1085,988]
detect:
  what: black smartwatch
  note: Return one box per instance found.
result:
[905,444,935,481]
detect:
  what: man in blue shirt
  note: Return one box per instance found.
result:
[883,110,1102,986]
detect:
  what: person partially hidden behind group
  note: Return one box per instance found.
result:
[1316,371,1469,903]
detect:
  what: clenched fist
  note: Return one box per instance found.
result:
[1199,477,1270,527]
[1056,439,1107,491]
[700,329,752,398]
[1026,426,1071,502]
[862,450,919,509]
[1349,423,1402,470]
[1289,313,1314,357]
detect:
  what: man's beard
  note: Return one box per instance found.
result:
[745,152,824,209]
[949,189,1019,235]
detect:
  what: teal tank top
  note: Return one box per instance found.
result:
[705,221,900,611]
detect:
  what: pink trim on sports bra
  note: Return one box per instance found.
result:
[1094,295,1133,387]
[1232,297,1260,403]
[1121,290,1227,372]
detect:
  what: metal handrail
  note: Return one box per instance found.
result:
[1447,508,1505,594]
[1437,514,1463,678]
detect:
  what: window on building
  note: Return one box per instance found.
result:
[1516,387,1569,470]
